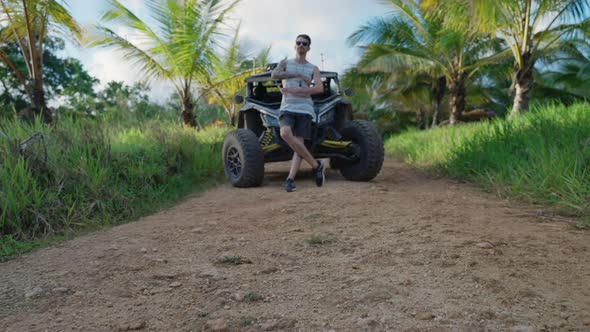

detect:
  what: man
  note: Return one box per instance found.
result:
[271,34,325,192]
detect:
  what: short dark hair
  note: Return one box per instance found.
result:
[296,34,311,45]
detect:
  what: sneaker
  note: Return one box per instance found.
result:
[313,160,325,187]
[285,178,296,192]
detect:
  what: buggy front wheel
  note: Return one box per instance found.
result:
[223,129,264,187]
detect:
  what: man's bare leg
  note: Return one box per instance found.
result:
[288,152,302,180]
[280,126,319,169]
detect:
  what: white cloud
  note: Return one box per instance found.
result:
[84,48,173,102]
[125,0,144,11]
[231,0,388,73]
[88,49,135,86]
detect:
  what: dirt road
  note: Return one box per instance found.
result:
[1,159,589,331]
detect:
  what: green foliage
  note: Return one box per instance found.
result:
[1,235,35,260]
[347,0,508,126]
[304,234,334,246]
[0,0,82,120]
[243,292,264,302]
[87,0,241,125]
[433,0,590,115]
[0,37,31,112]
[386,102,590,222]
[58,81,175,123]
[238,316,256,326]
[207,22,273,124]
[535,38,590,103]
[341,66,432,135]
[0,155,44,235]
[216,255,252,265]
[347,0,590,123]
[0,36,97,117]
[0,117,226,260]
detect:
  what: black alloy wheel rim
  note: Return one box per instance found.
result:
[226,147,242,178]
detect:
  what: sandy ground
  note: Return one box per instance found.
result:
[1,159,589,332]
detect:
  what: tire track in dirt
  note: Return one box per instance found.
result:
[1,159,589,331]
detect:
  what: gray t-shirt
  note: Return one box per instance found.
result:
[279,59,316,117]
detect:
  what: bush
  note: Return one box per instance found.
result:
[385,102,590,222]
[0,116,226,259]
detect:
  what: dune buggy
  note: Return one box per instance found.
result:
[223,68,384,187]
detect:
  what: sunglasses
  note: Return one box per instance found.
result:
[296,41,309,47]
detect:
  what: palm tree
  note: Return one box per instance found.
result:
[349,0,503,125]
[0,0,81,123]
[465,59,512,117]
[440,0,590,117]
[206,23,272,125]
[537,38,590,101]
[343,65,439,130]
[87,0,239,127]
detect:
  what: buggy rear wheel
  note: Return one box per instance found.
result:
[338,120,384,181]
[329,158,344,170]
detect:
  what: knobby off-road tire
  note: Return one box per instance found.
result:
[339,120,384,181]
[329,157,344,170]
[223,129,264,187]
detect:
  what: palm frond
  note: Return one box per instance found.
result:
[89,26,172,86]
[87,0,241,102]
[256,45,272,68]
[380,0,430,41]
[358,44,445,77]
[42,0,82,44]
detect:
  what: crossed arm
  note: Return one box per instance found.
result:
[271,59,310,83]
[272,60,323,96]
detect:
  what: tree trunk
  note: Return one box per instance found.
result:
[416,107,426,130]
[431,76,446,128]
[510,51,535,118]
[31,77,52,124]
[448,72,466,125]
[229,103,237,127]
[180,96,197,127]
[20,1,51,124]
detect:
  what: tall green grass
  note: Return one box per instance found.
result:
[1,117,226,260]
[386,102,590,223]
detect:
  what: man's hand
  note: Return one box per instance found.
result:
[277,59,287,72]
[299,75,312,87]
[279,66,324,96]
[271,59,292,80]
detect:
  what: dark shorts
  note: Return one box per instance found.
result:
[279,111,312,139]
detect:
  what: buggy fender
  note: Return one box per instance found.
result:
[334,101,353,131]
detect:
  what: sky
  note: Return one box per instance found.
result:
[63,0,390,102]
